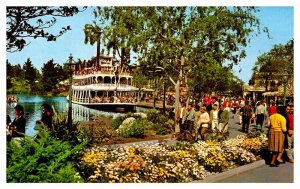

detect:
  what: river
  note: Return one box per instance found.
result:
[6,94,148,137]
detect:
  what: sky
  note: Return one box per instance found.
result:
[6,6,294,83]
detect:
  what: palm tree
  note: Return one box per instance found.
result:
[84,23,102,65]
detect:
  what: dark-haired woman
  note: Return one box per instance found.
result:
[10,105,26,139]
[36,103,53,131]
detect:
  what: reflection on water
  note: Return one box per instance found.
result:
[6,94,148,137]
[72,104,122,122]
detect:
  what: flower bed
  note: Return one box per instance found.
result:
[79,134,268,183]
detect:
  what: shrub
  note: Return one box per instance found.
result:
[146,109,158,122]
[112,115,124,130]
[51,109,87,146]
[78,116,117,144]
[154,125,168,135]
[6,129,86,183]
[205,130,229,142]
[118,118,152,138]
[127,120,146,138]
[246,131,261,139]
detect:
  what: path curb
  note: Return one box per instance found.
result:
[192,160,266,183]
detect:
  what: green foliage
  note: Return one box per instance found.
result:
[42,59,67,92]
[8,77,30,94]
[171,141,194,151]
[91,7,261,96]
[78,116,117,144]
[153,124,168,135]
[146,109,173,135]
[246,131,262,139]
[23,58,37,84]
[112,113,145,130]
[7,7,86,52]
[132,68,149,90]
[6,58,65,95]
[146,109,159,122]
[118,118,152,138]
[251,39,294,92]
[205,130,229,142]
[112,115,124,130]
[6,129,85,183]
[51,110,88,146]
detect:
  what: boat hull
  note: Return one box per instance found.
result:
[72,101,136,112]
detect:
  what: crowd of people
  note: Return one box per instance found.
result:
[168,95,294,167]
[91,95,137,103]
[73,64,132,76]
[173,97,231,141]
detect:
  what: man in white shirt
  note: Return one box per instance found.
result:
[209,104,219,132]
[255,101,267,131]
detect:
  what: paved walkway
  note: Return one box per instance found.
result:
[217,161,294,183]
[219,112,294,183]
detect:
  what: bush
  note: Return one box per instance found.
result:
[118,118,152,138]
[112,115,124,130]
[154,124,168,135]
[127,120,146,138]
[112,113,147,131]
[164,119,175,132]
[78,116,117,144]
[6,129,86,183]
[146,109,158,122]
[246,131,261,139]
[51,110,87,146]
[205,130,229,142]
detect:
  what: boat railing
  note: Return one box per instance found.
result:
[72,96,137,104]
[73,71,132,78]
[73,83,134,88]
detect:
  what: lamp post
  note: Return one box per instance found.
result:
[153,78,157,109]
[64,54,77,126]
[153,66,167,113]
[283,68,288,106]
[163,77,168,114]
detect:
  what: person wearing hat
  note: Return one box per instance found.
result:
[9,104,26,138]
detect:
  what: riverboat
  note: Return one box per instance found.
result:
[70,54,139,112]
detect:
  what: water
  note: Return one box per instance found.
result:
[7,94,148,137]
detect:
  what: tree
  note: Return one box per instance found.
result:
[84,23,102,65]
[252,39,294,91]
[23,58,37,84]
[42,59,63,92]
[6,6,86,52]
[132,67,149,102]
[93,7,262,109]
[7,60,13,89]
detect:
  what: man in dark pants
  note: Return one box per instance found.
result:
[183,103,195,133]
[255,101,267,131]
[240,101,253,133]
